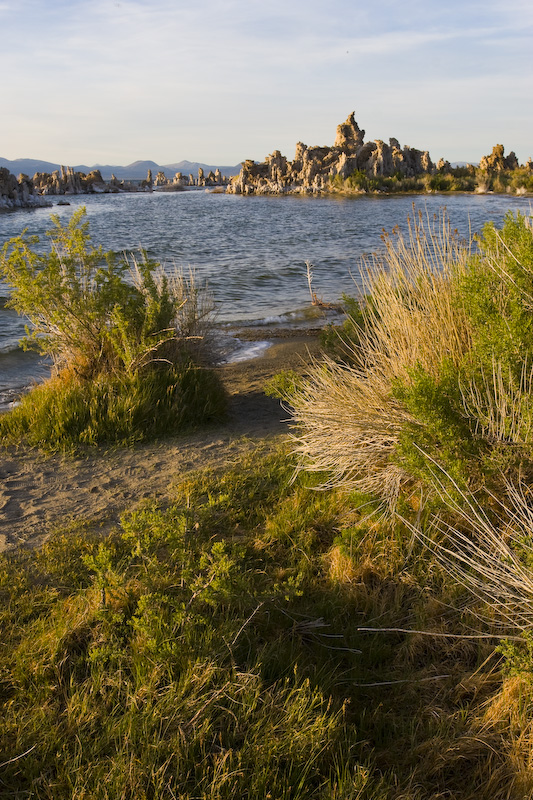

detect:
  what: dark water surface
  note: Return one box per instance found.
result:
[0,190,531,406]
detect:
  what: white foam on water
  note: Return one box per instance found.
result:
[223,339,272,364]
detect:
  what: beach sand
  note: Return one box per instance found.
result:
[0,332,322,553]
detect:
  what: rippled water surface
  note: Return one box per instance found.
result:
[0,190,531,405]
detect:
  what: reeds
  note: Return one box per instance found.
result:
[460,358,533,445]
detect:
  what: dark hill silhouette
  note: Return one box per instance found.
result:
[0,157,241,181]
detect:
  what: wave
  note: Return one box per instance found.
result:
[0,386,24,411]
[223,339,272,364]
[0,342,24,357]
[225,305,346,329]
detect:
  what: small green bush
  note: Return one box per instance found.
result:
[264,369,304,402]
[509,168,533,193]
[0,208,226,448]
[459,212,533,376]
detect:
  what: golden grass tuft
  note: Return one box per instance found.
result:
[325,544,359,585]
[473,674,533,796]
[460,357,533,445]
[360,207,472,382]
[290,208,472,507]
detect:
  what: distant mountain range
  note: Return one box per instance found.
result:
[0,157,242,181]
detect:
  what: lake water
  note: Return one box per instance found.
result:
[0,190,531,408]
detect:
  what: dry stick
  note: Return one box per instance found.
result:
[305,260,314,303]
[353,675,450,688]
[357,627,522,641]
[231,601,265,647]
[400,448,533,632]
[0,745,37,769]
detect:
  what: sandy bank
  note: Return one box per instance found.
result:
[0,333,322,553]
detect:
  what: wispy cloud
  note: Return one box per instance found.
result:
[0,0,531,163]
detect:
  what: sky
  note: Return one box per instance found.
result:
[0,0,532,167]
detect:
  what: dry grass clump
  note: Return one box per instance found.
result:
[408,476,533,634]
[128,256,217,366]
[481,674,533,796]
[290,353,415,502]
[360,208,472,382]
[460,358,533,445]
[291,208,472,506]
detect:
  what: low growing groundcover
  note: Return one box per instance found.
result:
[1,446,530,800]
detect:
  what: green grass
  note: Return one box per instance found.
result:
[1,446,531,799]
[0,363,227,451]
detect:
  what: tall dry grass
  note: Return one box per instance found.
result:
[407,472,533,634]
[290,208,473,506]
[460,357,533,446]
[127,255,217,368]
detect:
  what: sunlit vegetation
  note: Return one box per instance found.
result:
[330,164,533,195]
[0,209,226,449]
[3,211,533,797]
[3,446,533,799]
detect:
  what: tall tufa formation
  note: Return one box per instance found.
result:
[479,144,519,172]
[32,166,108,195]
[334,112,365,151]
[0,168,50,209]
[227,112,435,195]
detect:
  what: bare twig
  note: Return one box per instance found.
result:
[0,745,37,769]
[357,627,521,641]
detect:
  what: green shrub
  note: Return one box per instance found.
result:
[264,369,304,402]
[291,210,533,505]
[459,213,533,376]
[509,168,533,193]
[0,208,226,448]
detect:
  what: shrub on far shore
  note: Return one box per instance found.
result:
[0,207,226,449]
[331,165,532,195]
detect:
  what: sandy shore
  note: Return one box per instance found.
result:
[0,332,322,553]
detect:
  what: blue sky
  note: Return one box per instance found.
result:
[1,0,531,166]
